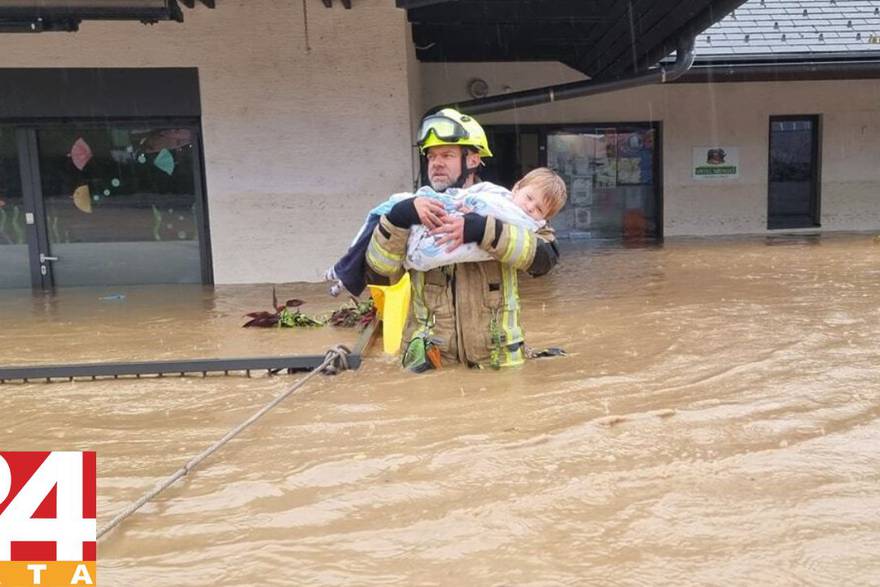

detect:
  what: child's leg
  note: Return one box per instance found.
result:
[326,215,381,297]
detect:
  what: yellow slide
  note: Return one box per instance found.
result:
[368,273,411,355]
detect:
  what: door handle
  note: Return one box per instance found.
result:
[39,253,59,263]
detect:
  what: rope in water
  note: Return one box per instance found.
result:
[97,344,352,540]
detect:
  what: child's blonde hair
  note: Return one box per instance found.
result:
[513,167,568,219]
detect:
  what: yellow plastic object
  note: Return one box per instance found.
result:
[368,273,411,356]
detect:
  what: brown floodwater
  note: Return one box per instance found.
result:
[1,233,880,586]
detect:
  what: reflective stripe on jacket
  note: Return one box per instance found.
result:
[366,214,556,368]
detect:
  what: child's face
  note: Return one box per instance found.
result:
[512,185,548,221]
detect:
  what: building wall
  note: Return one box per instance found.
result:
[0,0,416,283]
[423,63,880,236]
[405,27,425,184]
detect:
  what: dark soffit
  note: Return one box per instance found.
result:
[0,1,214,32]
[396,0,751,80]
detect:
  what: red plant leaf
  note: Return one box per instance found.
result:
[245,311,275,319]
[243,315,279,328]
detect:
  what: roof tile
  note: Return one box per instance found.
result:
[694,0,880,59]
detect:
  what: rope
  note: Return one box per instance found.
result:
[97,344,352,539]
[320,344,351,375]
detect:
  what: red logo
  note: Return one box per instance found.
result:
[0,452,96,586]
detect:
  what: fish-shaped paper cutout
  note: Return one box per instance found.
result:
[72,185,92,214]
[137,129,193,154]
[154,149,175,176]
[69,138,93,171]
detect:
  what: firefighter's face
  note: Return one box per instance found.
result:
[426,146,480,191]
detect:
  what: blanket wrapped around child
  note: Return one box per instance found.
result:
[374,182,543,271]
[331,182,542,296]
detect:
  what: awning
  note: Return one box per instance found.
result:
[397,0,749,79]
[0,0,213,32]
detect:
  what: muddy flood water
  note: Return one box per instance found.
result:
[1,233,879,586]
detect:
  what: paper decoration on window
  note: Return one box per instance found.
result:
[69,138,93,171]
[111,128,132,147]
[103,189,111,196]
[570,177,592,206]
[111,178,121,187]
[154,149,175,176]
[72,185,93,214]
[110,149,133,164]
[617,158,642,185]
[1,204,26,244]
[138,129,193,153]
[595,160,617,188]
[152,205,163,241]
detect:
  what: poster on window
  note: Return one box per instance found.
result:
[616,130,654,185]
[692,146,739,179]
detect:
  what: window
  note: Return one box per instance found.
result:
[484,123,662,241]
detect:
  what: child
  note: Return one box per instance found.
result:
[326,167,567,296]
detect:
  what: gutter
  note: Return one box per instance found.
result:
[428,35,696,117]
[675,59,880,83]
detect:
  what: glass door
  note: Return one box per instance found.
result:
[547,125,660,241]
[0,127,31,289]
[768,116,820,229]
[35,123,209,287]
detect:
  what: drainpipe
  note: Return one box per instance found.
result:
[428,35,696,117]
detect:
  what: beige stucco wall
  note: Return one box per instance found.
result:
[0,0,416,284]
[423,62,880,236]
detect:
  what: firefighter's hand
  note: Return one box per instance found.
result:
[414,197,447,229]
[455,201,475,215]
[430,215,465,252]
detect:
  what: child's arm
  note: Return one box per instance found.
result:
[365,199,414,280]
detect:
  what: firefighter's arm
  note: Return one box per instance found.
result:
[365,200,415,280]
[463,214,559,276]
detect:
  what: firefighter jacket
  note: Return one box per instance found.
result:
[366,207,559,368]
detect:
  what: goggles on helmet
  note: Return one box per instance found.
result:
[416,114,470,147]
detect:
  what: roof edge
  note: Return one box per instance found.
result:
[674,58,880,83]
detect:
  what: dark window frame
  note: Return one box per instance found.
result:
[767,114,822,230]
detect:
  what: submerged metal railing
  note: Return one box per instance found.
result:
[0,320,378,384]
